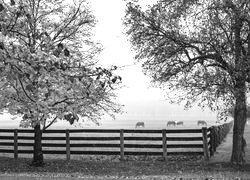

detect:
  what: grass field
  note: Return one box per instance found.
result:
[0,123,249,179]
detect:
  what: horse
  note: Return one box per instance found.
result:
[167,121,176,126]
[176,121,184,126]
[135,121,145,128]
[197,120,207,126]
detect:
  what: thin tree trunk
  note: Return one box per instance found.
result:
[231,78,247,165]
[31,124,44,166]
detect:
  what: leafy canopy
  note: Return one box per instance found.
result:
[0,0,122,129]
[124,0,250,112]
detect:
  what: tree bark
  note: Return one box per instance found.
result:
[31,124,44,166]
[230,13,248,165]
[231,78,247,165]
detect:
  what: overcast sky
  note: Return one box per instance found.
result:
[86,0,217,128]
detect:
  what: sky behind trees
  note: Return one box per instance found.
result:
[0,0,218,129]
[87,0,217,128]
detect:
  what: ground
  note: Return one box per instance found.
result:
[0,125,249,179]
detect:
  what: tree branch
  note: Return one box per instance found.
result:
[18,77,36,103]
[43,115,58,130]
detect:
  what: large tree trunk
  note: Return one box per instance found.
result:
[231,78,247,165]
[230,14,248,165]
[31,124,44,166]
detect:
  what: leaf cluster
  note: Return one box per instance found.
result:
[124,0,250,110]
[0,0,122,129]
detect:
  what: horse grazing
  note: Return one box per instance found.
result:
[135,121,145,128]
[167,121,176,126]
[176,121,184,126]
[197,120,207,126]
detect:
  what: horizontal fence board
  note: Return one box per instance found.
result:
[18,150,33,154]
[124,151,162,156]
[167,144,203,148]
[124,130,162,133]
[0,129,15,133]
[16,129,34,133]
[68,129,121,133]
[165,129,202,133]
[42,137,66,141]
[167,137,203,141]
[16,143,64,147]
[167,151,204,156]
[0,142,14,146]
[43,150,66,154]
[124,151,204,156]
[0,143,202,149]
[0,136,14,140]
[124,144,162,149]
[70,151,120,155]
[0,143,203,149]
[17,143,35,147]
[0,136,203,142]
[70,137,120,141]
[124,137,162,141]
[18,136,34,140]
[0,149,14,153]
[124,129,202,133]
[0,129,203,133]
[70,143,120,148]
[44,129,121,133]
[43,130,67,133]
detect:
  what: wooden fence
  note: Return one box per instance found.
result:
[0,124,232,161]
[208,121,233,157]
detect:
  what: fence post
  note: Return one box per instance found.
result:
[162,129,167,161]
[120,129,125,161]
[66,129,70,161]
[14,129,18,160]
[209,126,215,157]
[202,127,209,161]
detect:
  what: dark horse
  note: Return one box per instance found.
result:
[167,121,176,126]
[176,121,184,126]
[197,120,207,126]
[135,121,145,128]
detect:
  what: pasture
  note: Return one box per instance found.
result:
[0,122,249,179]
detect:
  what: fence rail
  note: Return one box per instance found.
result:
[0,123,232,161]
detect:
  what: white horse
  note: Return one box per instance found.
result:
[167,121,176,126]
[135,121,145,128]
[197,120,207,126]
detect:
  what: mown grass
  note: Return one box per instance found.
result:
[0,155,250,180]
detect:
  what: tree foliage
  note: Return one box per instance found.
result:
[125,0,250,109]
[124,0,250,165]
[0,0,122,130]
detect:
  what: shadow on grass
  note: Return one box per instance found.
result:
[0,156,249,178]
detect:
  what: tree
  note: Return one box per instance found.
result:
[0,0,122,166]
[228,105,250,119]
[124,0,250,165]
